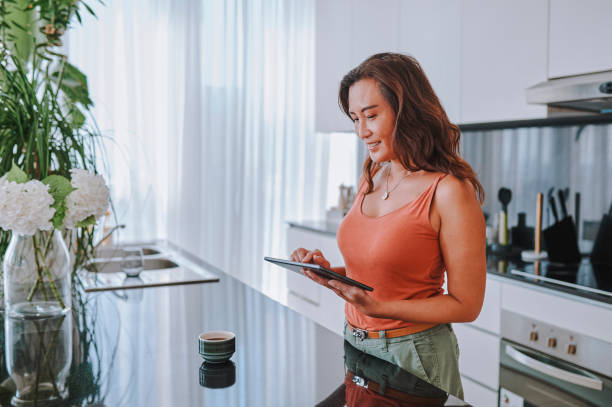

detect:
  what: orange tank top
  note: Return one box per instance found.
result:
[336,173,447,331]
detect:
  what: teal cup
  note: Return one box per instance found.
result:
[198,331,236,363]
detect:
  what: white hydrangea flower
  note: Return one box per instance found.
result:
[0,178,55,235]
[64,169,110,229]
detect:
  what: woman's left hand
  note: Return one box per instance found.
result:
[326,279,383,318]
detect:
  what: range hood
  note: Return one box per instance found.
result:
[526,71,612,114]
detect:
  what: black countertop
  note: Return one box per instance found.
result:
[288,220,612,306]
[0,266,469,406]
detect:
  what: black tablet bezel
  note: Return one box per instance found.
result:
[264,256,373,292]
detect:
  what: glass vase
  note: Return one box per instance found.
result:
[2,230,71,318]
[5,313,72,406]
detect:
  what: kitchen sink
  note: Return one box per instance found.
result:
[94,246,161,259]
[80,241,220,292]
[86,258,178,274]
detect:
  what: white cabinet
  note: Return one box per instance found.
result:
[315,0,353,133]
[315,0,462,131]
[454,276,502,402]
[348,0,401,67]
[471,277,501,334]
[315,0,402,133]
[462,376,499,407]
[316,1,612,126]
[549,0,612,78]
[460,0,548,122]
[454,323,501,390]
[398,1,461,123]
[285,226,345,335]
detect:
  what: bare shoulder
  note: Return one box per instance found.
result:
[437,174,477,200]
[434,174,485,241]
[435,174,481,214]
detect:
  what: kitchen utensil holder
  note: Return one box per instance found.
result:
[591,214,612,265]
[543,217,581,264]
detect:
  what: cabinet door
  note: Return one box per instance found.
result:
[315,0,401,132]
[462,376,499,407]
[549,0,612,78]
[286,226,346,334]
[315,0,353,132]
[454,323,500,390]
[347,0,401,67]
[398,1,461,123]
[460,0,548,123]
[470,277,501,334]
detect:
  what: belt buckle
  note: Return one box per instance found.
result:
[352,328,368,341]
[352,375,368,388]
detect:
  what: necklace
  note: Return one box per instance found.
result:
[382,165,411,200]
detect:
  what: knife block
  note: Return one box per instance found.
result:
[591,214,612,265]
[543,217,581,264]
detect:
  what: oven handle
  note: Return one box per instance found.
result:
[505,344,603,391]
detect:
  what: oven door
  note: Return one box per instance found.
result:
[499,340,612,407]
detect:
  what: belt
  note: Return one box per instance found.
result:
[346,371,446,405]
[347,321,436,340]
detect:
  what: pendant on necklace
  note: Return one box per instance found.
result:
[382,192,389,200]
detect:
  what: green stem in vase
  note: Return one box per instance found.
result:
[29,231,66,310]
[38,317,65,398]
[37,233,66,308]
[42,265,66,309]
[33,318,63,400]
[28,235,50,302]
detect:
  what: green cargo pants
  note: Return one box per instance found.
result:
[343,321,464,400]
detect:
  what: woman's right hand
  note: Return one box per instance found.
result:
[290,247,332,287]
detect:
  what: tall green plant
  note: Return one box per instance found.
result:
[0,0,107,272]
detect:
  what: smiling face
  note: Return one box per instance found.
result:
[348,78,397,163]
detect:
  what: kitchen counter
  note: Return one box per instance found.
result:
[0,257,468,406]
[288,220,612,306]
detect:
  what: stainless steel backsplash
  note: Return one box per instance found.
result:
[460,124,612,245]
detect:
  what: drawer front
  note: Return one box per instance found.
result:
[454,323,500,390]
[462,375,498,407]
[501,281,612,344]
[286,227,345,332]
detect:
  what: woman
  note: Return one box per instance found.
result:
[291,53,486,400]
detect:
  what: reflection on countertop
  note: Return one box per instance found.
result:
[0,260,469,406]
[486,252,612,305]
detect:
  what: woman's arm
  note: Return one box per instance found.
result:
[327,175,486,323]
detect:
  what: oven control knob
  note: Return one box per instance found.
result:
[547,338,557,348]
[529,331,538,341]
[567,344,577,355]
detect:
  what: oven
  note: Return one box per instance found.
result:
[499,311,612,407]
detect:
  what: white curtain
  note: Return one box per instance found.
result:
[68,0,328,297]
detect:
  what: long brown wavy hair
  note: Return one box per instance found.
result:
[339,53,485,203]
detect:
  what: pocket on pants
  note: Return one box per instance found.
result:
[386,338,436,385]
[412,336,441,387]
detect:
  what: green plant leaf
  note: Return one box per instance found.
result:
[50,62,94,108]
[76,215,96,228]
[5,161,27,183]
[70,106,86,129]
[42,175,75,228]
[51,199,68,229]
[42,174,74,202]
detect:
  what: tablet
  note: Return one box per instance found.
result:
[264,256,373,292]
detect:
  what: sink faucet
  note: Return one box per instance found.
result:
[95,224,126,249]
